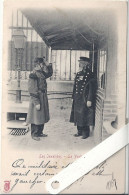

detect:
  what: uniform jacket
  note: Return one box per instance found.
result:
[26,65,53,125]
[70,68,97,126]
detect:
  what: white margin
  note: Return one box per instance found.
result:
[125,145,129,194]
[0,0,3,194]
[125,1,129,194]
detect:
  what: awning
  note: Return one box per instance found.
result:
[22,8,116,50]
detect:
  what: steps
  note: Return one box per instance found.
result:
[103,98,117,121]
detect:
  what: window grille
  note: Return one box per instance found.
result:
[51,50,89,81]
[8,10,47,74]
[98,50,107,89]
[8,9,90,81]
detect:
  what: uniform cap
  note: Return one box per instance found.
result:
[34,57,45,63]
[78,57,90,62]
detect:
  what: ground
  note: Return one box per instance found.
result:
[5,98,109,153]
[7,117,96,153]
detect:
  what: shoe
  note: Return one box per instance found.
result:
[82,135,89,139]
[39,133,48,137]
[74,133,82,137]
[32,137,40,141]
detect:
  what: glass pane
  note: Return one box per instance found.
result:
[81,50,86,56]
[71,50,75,80]
[28,20,32,28]
[8,30,12,41]
[27,29,32,42]
[76,51,80,72]
[53,50,57,80]
[23,15,27,27]
[18,10,22,27]
[98,49,107,89]
[51,50,90,80]
[56,50,60,80]
[85,50,89,58]
[60,50,65,80]
[24,30,28,39]
[104,52,107,72]
[66,50,70,80]
[33,31,37,42]
[38,35,42,42]
[13,10,17,27]
[64,50,68,80]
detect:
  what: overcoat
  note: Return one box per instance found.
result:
[26,65,53,125]
[70,68,96,126]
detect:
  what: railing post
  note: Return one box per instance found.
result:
[69,48,72,80]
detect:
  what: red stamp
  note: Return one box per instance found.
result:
[4,181,11,192]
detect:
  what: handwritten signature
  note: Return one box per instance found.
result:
[77,160,118,191]
[106,173,117,190]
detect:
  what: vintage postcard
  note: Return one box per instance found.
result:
[0,0,128,194]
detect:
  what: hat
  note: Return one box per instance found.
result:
[78,57,90,62]
[34,57,45,63]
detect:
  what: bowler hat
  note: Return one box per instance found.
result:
[78,57,90,62]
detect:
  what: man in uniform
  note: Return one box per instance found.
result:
[70,57,96,139]
[26,57,53,141]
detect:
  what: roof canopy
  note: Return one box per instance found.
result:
[22,8,117,50]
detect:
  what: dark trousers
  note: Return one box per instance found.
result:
[31,124,44,138]
[77,126,90,137]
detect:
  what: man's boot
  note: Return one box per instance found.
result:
[31,124,40,141]
[74,126,82,137]
[38,124,48,137]
[82,126,89,139]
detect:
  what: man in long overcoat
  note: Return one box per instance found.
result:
[70,57,96,139]
[26,57,53,141]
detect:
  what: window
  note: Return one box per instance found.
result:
[98,50,107,89]
[8,9,47,73]
[51,50,89,81]
[8,9,90,81]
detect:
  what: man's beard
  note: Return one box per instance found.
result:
[42,66,48,73]
[79,67,83,71]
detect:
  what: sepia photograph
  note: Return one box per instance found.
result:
[1,0,128,194]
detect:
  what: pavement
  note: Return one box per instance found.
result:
[5,100,110,153]
[6,117,97,153]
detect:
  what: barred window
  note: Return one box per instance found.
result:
[51,50,89,81]
[8,10,47,72]
[98,50,107,89]
[8,9,90,81]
